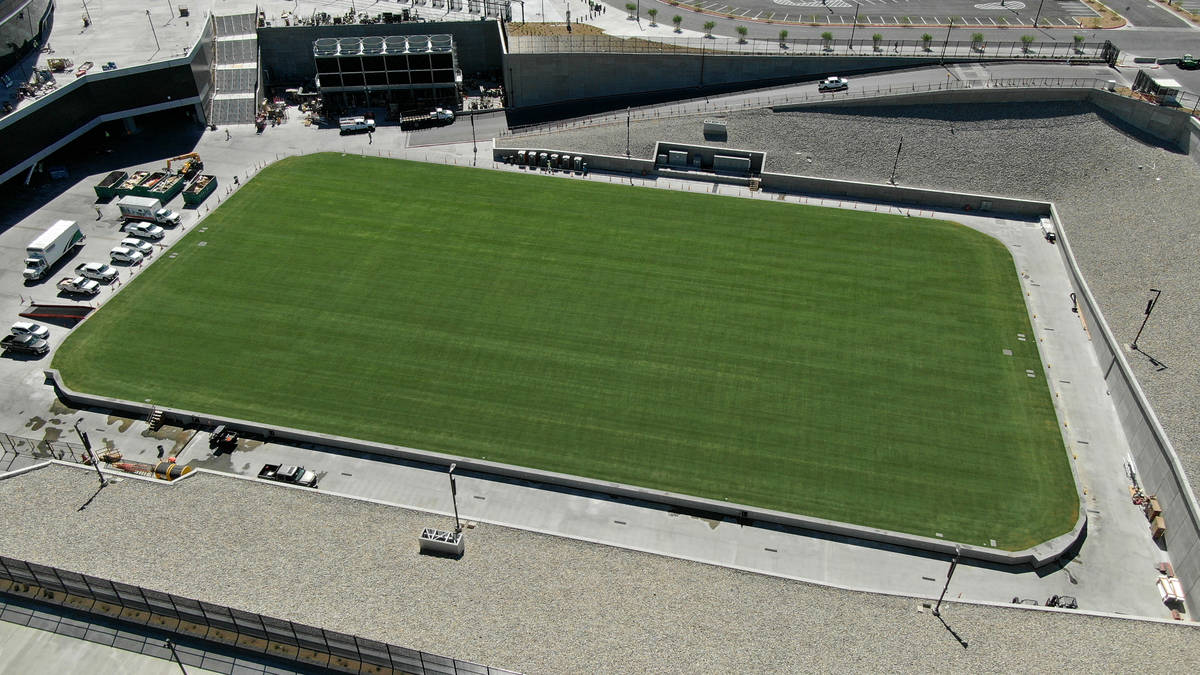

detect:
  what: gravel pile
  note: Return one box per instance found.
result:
[1,465,1198,673]
[507,102,1200,489]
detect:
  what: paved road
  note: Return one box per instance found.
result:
[663,0,1098,28]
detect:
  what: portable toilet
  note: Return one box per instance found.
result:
[516,150,527,165]
[539,152,548,167]
[573,156,583,172]
[550,153,559,169]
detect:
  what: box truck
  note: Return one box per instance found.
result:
[116,195,180,226]
[23,220,85,280]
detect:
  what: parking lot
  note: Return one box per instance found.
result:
[668,0,1098,27]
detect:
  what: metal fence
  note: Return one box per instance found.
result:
[0,555,518,675]
[502,76,1200,138]
[0,432,89,466]
[508,35,1111,60]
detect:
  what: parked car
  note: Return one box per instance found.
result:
[75,262,118,283]
[119,238,154,256]
[1,333,49,355]
[57,276,101,296]
[818,76,849,92]
[124,221,165,240]
[10,321,50,340]
[109,246,145,265]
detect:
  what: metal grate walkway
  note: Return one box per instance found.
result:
[209,12,260,126]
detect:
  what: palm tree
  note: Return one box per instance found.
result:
[736,25,748,43]
[872,33,883,52]
[1073,34,1085,53]
[625,2,636,19]
[1021,34,1034,53]
[820,31,833,49]
[673,15,683,32]
[703,20,715,37]
[779,29,789,48]
[971,32,984,52]
[648,8,658,25]
[921,33,933,51]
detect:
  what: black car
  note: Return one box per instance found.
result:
[1,333,49,355]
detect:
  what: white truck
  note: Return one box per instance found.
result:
[338,116,375,135]
[56,276,101,296]
[23,220,85,281]
[400,108,455,130]
[116,196,181,226]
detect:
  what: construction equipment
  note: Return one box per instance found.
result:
[74,61,94,77]
[46,58,73,72]
[165,152,203,177]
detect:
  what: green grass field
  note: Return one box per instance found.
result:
[55,153,1077,548]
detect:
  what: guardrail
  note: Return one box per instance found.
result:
[0,553,518,675]
[508,35,1111,60]
[502,76,1116,137]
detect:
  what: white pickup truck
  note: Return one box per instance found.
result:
[57,276,101,296]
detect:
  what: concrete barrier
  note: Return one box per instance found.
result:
[1049,206,1200,608]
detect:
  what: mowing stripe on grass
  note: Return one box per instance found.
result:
[54,154,1077,548]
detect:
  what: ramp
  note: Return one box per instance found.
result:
[20,304,94,324]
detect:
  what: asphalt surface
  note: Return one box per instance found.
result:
[663,0,1097,28]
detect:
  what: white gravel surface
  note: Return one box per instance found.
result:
[2,464,1199,673]
[505,101,1200,490]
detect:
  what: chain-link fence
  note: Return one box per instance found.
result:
[508,35,1111,60]
[0,555,518,675]
[0,432,89,466]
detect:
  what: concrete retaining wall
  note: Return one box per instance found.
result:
[258,20,505,87]
[777,87,1198,153]
[503,53,932,109]
[1050,206,1200,608]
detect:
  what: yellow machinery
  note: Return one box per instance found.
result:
[165,153,203,177]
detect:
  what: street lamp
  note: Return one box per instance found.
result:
[1033,0,1046,27]
[74,419,108,487]
[146,10,161,52]
[933,545,961,617]
[1131,288,1162,351]
[848,3,860,47]
[470,112,477,163]
[164,638,188,674]
[448,463,461,533]
[940,17,953,64]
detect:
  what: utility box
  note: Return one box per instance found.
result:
[1150,515,1166,540]
[703,118,727,140]
[713,154,751,174]
[668,150,688,166]
[419,527,464,556]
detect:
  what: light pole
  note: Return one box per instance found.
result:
[166,0,174,19]
[888,136,902,185]
[164,638,188,674]
[74,420,107,487]
[1131,288,1162,351]
[625,106,631,158]
[448,463,461,533]
[848,3,860,47]
[940,17,953,64]
[146,10,160,52]
[470,112,477,164]
[933,545,961,617]
[1033,0,1046,27]
[82,1,92,25]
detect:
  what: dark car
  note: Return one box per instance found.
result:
[1,333,49,355]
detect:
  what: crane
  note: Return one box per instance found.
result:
[165,152,203,177]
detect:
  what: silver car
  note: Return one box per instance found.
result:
[124,222,165,241]
[119,238,154,256]
[10,321,50,340]
[75,262,119,283]
[110,246,145,265]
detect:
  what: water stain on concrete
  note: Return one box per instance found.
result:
[140,426,197,453]
[27,416,46,431]
[49,399,78,416]
[43,427,61,443]
[106,416,133,433]
[667,507,725,530]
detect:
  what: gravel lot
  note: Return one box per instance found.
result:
[2,464,1199,673]
[505,102,1200,489]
